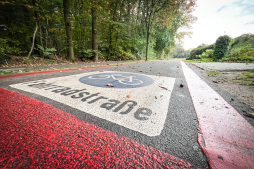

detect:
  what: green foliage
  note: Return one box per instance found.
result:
[213,35,231,61]
[0,69,14,76]
[225,47,254,62]
[189,33,254,62]
[189,44,214,60]
[238,72,254,86]
[0,38,9,57]
[154,26,174,57]
[23,58,31,64]
[0,38,23,56]
[110,46,135,61]
[0,0,195,62]
[131,37,146,60]
[199,49,214,59]
[231,34,254,48]
[170,44,190,58]
[44,59,57,64]
[207,70,220,76]
[79,49,102,61]
[37,45,57,58]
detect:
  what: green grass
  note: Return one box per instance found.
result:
[238,72,254,86]
[0,69,14,76]
[44,59,57,64]
[207,70,220,76]
[184,59,202,63]
[184,59,214,63]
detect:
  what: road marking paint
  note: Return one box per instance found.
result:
[10,71,175,136]
[181,61,254,169]
[0,88,191,168]
[80,72,154,88]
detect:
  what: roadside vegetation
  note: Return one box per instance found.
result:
[237,71,254,86]
[207,70,220,76]
[187,33,254,63]
[0,0,196,68]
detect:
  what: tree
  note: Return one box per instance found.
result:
[0,0,197,63]
[142,0,168,60]
[28,23,38,59]
[92,0,98,62]
[213,35,231,61]
[63,0,75,61]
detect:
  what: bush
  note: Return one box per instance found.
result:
[115,46,135,60]
[189,44,214,60]
[226,47,254,62]
[37,45,57,59]
[0,38,8,57]
[199,49,214,59]
[213,35,231,61]
[79,49,102,61]
[231,34,254,48]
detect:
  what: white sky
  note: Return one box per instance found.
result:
[181,0,254,50]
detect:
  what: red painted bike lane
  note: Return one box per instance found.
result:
[0,88,191,168]
[181,61,254,169]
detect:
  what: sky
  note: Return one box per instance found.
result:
[181,0,254,50]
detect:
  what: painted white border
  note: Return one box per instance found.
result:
[10,71,175,136]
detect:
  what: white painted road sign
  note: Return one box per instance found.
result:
[10,71,175,136]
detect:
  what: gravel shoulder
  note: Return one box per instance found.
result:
[190,62,254,112]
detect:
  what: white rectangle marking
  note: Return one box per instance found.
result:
[10,71,175,136]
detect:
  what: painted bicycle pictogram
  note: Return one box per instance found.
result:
[79,72,154,88]
[88,74,143,85]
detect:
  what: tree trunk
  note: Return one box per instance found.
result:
[108,1,118,59]
[28,22,38,59]
[63,0,75,61]
[126,0,131,36]
[145,25,149,61]
[45,18,48,48]
[92,1,98,62]
[39,22,43,48]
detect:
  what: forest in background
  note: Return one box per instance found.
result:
[0,0,196,66]
[188,33,254,62]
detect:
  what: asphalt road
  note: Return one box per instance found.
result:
[1,60,253,168]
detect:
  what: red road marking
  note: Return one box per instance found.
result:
[0,65,114,79]
[181,61,254,169]
[0,88,191,168]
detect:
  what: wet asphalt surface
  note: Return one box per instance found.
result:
[1,60,252,168]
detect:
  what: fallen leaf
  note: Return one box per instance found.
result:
[126,94,131,98]
[217,155,223,160]
[159,86,170,91]
[215,98,219,100]
[106,83,114,87]
[243,113,254,118]
[212,80,219,83]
